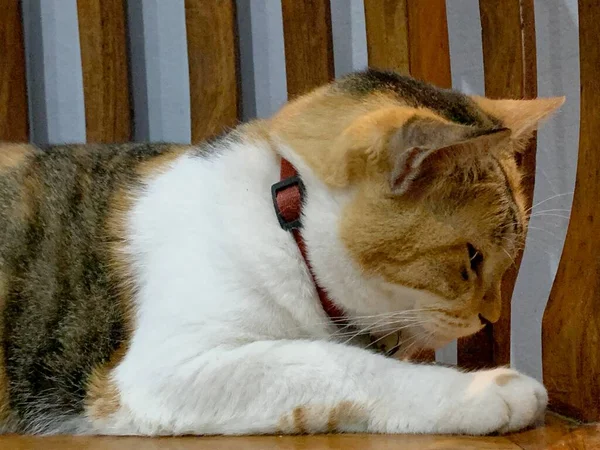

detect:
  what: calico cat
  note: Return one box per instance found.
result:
[0,69,563,436]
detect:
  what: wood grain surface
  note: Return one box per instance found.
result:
[406,0,451,89]
[0,414,596,450]
[458,0,537,369]
[77,0,131,142]
[0,0,28,142]
[185,0,239,143]
[542,0,600,423]
[364,0,409,74]
[281,0,334,98]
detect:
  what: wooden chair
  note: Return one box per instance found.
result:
[1,0,598,428]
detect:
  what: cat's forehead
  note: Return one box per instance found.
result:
[334,69,500,129]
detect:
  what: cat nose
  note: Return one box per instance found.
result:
[478,313,492,326]
[479,285,502,323]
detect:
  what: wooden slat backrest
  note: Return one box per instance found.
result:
[185,0,239,143]
[77,0,131,143]
[363,0,409,74]
[281,0,335,98]
[0,0,28,142]
[542,0,600,423]
[406,0,451,89]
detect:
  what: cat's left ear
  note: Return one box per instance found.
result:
[470,96,565,146]
[388,117,510,195]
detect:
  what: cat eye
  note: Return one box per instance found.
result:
[467,243,484,274]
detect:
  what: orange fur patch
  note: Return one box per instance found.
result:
[277,402,367,434]
[84,347,127,419]
[326,401,367,433]
[105,186,136,339]
[292,406,308,434]
[269,89,400,186]
[0,144,34,173]
[136,145,190,179]
[471,96,565,144]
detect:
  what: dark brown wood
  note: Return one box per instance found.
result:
[542,0,600,423]
[281,0,334,98]
[77,0,131,143]
[364,0,409,74]
[406,0,451,89]
[0,0,28,142]
[185,0,239,143]
[457,0,537,369]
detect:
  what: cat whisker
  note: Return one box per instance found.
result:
[332,318,430,340]
[501,247,518,269]
[286,309,431,332]
[528,208,571,214]
[363,320,434,350]
[527,226,561,239]
[330,308,432,322]
[332,317,430,341]
[529,213,571,220]
[525,191,574,214]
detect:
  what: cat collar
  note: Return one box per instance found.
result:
[271,158,346,322]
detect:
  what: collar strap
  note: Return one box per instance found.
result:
[272,158,346,321]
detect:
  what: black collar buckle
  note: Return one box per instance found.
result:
[271,175,305,231]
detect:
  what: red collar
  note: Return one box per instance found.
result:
[272,158,346,321]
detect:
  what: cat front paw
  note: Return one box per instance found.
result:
[457,368,547,435]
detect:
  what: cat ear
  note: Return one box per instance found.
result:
[389,117,510,195]
[470,96,565,146]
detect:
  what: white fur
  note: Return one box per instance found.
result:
[94,134,546,436]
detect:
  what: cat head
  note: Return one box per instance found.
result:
[270,69,564,355]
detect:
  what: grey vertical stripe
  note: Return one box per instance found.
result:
[127,0,191,143]
[446,0,485,96]
[236,0,288,120]
[512,0,579,381]
[435,340,458,366]
[330,0,368,78]
[21,0,86,145]
[436,0,486,366]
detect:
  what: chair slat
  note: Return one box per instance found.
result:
[186,0,239,143]
[77,0,131,143]
[281,0,335,98]
[0,0,28,142]
[406,0,451,89]
[364,0,409,74]
[542,0,600,423]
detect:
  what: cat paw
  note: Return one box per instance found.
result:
[457,368,547,435]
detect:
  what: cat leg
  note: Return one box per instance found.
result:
[88,340,546,436]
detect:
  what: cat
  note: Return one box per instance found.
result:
[0,69,563,436]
